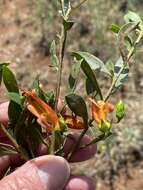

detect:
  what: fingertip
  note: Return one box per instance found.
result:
[35,155,70,190]
[0,155,70,190]
[64,175,95,190]
[0,156,11,179]
[0,102,9,125]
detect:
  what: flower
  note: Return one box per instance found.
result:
[63,115,86,130]
[23,91,60,131]
[89,98,114,124]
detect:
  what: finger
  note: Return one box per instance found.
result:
[0,155,70,190]
[64,133,97,162]
[0,156,11,178]
[0,154,25,179]
[0,102,9,126]
[36,133,97,162]
[65,175,95,190]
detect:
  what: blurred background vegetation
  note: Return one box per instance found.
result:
[0,0,143,189]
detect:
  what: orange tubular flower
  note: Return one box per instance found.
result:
[63,115,86,130]
[23,91,60,131]
[89,98,114,124]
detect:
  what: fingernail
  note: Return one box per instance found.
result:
[35,155,70,190]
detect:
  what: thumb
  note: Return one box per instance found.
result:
[0,155,70,190]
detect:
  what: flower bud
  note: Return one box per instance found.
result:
[98,121,111,134]
[115,100,125,122]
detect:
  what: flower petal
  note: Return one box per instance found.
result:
[23,91,60,131]
[63,115,85,130]
[89,98,114,124]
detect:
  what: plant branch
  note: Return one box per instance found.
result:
[0,124,28,161]
[50,129,55,155]
[55,27,67,112]
[104,31,143,101]
[80,132,112,149]
[72,0,88,11]
[67,127,88,161]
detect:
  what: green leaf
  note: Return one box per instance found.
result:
[68,59,81,90]
[0,63,9,85]
[63,20,74,31]
[114,57,129,88]
[73,52,103,99]
[61,0,71,19]
[110,24,120,33]
[68,74,76,90]
[82,60,103,99]
[2,66,21,125]
[26,121,42,152]
[73,51,102,70]
[50,40,59,70]
[45,91,55,109]
[124,11,143,30]
[32,77,46,101]
[124,36,133,51]
[59,116,67,131]
[8,101,22,125]
[0,63,9,67]
[105,60,114,77]
[73,51,110,75]
[86,78,97,95]
[65,93,88,125]
[115,100,125,122]
[2,66,19,93]
[14,112,42,157]
[118,22,137,60]
[8,92,22,106]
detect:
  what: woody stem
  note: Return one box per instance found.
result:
[55,27,67,112]
[67,127,88,161]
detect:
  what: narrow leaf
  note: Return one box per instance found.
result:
[86,78,96,95]
[110,24,120,33]
[81,60,103,99]
[0,63,10,85]
[50,40,59,70]
[124,11,143,30]
[73,51,110,75]
[65,93,88,125]
[63,20,74,31]
[8,92,22,106]
[114,57,129,88]
[68,59,81,90]
[61,0,71,19]
[2,66,19,93]
[8,101,22,125]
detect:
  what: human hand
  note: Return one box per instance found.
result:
[0,102,96,190]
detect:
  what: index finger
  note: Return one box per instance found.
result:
[0,102,9,126]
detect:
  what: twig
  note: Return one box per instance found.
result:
[67,127,88,161]
[72,0,88,11]
[80,132,112,149]
[104,31,143,101]
[0,124,28,161]
[50,129,55,155]
[55,27,67,112]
